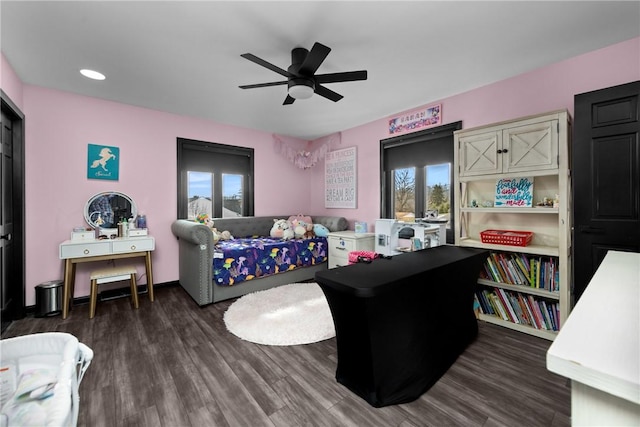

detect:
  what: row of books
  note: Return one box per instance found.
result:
[475,287,560,331]
[479,252,560,292]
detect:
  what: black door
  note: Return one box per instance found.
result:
[573,81,640,303]
[1,95,25,331]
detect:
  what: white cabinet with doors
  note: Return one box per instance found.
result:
[458,114,560,177]
[454,110,571,340]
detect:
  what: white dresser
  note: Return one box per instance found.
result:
[59,236,155,318]
[327,231,375,269]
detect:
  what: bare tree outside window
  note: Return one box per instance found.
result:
[394,168,415,219]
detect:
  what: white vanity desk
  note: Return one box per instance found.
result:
[59,236,155,319]
[546,251,640,426]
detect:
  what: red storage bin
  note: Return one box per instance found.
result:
[480,230,533,247]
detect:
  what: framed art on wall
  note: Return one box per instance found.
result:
[325,147,357,208]
[87,143,119,181]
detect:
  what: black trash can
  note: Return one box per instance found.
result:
[35,280,63,317]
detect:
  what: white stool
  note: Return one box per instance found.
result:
[89,266,139,319]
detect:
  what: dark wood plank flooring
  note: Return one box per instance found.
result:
[2,285,571,427]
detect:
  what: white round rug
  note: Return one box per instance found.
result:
[223,282,336,346]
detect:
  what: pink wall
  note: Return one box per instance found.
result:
[308,36,640,229]
[19,86,309,306]
[3,36,639,306]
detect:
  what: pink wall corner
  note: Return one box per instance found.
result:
[1,53,25,111]
[23,86,310,305]
[308,37,640,233]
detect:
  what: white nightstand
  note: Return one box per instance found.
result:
[327,231,375,269]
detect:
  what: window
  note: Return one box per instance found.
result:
[177,138,254,219]
[380,122,461,243]
[425,163,451,227]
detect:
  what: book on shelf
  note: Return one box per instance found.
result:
[475,287,560,331]
[480,252,560,292]
[497,288,520,324]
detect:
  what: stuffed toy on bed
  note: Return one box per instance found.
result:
[270,219,294,240]
[313,223,330,237]
[290,218,314,239]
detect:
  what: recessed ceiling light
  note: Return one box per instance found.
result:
[80,69,106,80]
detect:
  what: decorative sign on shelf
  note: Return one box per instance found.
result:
[87,143,119,181]
[388,104,441,135]
[325,147,357,208]
[494,177,534,207]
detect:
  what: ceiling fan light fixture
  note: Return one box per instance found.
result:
[288,78,315,100]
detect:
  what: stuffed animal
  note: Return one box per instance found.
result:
[303,222,316,239]
[219,230,233,241]
[313,223,329,237]
[270,219,294,240]
[203,219,218,243]
[291,218,309,239]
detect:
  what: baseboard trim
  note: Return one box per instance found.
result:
[25,281,180,314]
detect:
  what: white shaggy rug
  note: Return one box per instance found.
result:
[223,282,336,346]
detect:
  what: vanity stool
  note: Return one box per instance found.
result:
[89,266,139,319]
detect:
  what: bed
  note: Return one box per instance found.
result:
[171,215,348,305]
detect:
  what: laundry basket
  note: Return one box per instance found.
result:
[0,332,93,427]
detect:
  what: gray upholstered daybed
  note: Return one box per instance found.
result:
[171,215,348,305]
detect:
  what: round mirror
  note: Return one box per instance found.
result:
[84,191,137,229]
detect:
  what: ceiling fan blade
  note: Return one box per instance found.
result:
[239,80,288,89]
[315,85,343,102]
[298,42,331,76]
[283,95,296,105]
[315,70,368,84]
[241,53,292,78]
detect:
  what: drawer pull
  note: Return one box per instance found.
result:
[84,249,90,255]
[130,245,136,251]
[335,246,346,251]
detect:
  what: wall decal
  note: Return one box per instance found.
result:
[87,143,119,181]
[273,133,341,169]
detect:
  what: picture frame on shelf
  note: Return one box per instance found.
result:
[494,177,533,207]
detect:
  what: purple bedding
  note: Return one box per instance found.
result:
[212,236,328,286]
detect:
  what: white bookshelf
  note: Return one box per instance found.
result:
[454,110,572,340]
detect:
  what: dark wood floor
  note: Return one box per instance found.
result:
[2,285,571,427]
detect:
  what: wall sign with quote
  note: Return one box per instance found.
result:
[494,177,534,207]
[325,147,357,208]
[87,143,119,181]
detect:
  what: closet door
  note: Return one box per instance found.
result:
[573,81,640,303]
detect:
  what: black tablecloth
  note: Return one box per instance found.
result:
[315,245,488,407]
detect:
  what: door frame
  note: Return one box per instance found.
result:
[1,89,26,322]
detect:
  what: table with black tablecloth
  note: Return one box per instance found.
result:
[315,245,488,407]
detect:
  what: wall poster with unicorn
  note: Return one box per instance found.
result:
[87,143,119,180]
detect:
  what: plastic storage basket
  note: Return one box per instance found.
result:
[480,230,533,247]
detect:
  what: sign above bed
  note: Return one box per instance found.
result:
[325,147,357,209]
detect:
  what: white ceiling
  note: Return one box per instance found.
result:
[2,1,639,140]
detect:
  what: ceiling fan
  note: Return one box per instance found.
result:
[239,42,367,105]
